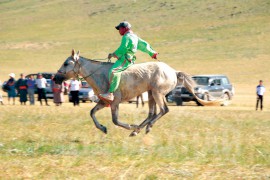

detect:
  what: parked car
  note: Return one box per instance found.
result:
[45,79,53,99]
[25,72,55,80]
[172,74,234,106]
[68,81,98,103]
[2,73,54,98]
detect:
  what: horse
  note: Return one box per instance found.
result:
[54,49,217,136]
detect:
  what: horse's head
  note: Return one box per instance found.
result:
[54,49,81,84]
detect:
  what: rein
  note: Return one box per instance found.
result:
[73,57,110,81]
[91,58,111,62]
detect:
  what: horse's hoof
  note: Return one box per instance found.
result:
[129,131,137,137]
[100,125,107,134]
[146,126,151,134]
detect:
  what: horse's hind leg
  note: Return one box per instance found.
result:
[90,101,107,134]
[111,103,139,130]
[146,92,169,134]
[130,91,157,136]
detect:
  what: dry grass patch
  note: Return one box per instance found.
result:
[0,96,269,179]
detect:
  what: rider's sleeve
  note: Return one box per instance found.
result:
[113,36,128,59]
[137,38,156,57]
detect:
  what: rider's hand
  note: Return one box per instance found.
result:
[152,53,158,59]
[108,53,114,59]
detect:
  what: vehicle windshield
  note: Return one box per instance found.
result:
[193,77,209,85]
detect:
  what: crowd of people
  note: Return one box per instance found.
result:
[0,73,267,109]
[0,73,81,106]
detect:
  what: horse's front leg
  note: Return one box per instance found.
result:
[111,103,139,131]
[90,101,107,134]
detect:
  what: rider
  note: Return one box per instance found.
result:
[99,21,158,101]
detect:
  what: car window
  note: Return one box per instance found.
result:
[193,77,209,85]
[221,78,229,85]
[26,74,37,79]
[213,79,221,85]
[26,73,54,80]
[43,74,54,79]
[81,81,90,88]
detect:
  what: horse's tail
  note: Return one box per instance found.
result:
[176,71,223,106]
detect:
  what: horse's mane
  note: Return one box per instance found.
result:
[80,56,113,65]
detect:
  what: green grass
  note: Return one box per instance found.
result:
[0,102,269,179]
[0,0,270,179]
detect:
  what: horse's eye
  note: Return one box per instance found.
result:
[64,62,69,67]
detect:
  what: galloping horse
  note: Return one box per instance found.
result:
[54,49,216,136]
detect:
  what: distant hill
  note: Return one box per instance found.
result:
[0,0,269,91]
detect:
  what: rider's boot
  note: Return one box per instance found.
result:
[99,92,114,102]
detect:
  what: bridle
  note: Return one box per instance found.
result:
[57,56,110,81]
[57,56,81,79]
[71,58,81,79]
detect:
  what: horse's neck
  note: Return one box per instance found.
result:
[79,57,112,94]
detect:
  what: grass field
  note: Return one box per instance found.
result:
[0,98,269,179]
[0,0,270,179]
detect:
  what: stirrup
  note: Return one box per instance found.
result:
[98,95,113,104]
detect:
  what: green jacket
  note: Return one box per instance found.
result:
[113,31,156,61]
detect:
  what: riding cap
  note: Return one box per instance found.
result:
[115,21,131,30]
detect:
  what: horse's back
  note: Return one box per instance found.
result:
[120,62,177,101]
[124,62,176,78]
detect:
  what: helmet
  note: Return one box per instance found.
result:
[115,21,131,30]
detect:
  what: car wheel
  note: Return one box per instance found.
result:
[175,97,183,106]
[221,93,230,106]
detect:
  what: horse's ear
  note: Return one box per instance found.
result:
[77,50,80,57]
[71,49,75,56]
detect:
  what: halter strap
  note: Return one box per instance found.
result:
[71,59,81,80]
[72,57,109,80]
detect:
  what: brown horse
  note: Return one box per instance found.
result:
[54,49,217,136]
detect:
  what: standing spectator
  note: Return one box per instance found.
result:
[69,78,81,106]
[51,75,65,106]
[0,80,4,105]
[256,80,265,111]
[63,81,69,95]
[36,73,49,106]
[136,94,145,108]
[27,74,36,105]
[6,73,16,105]
[16,73,28,105]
